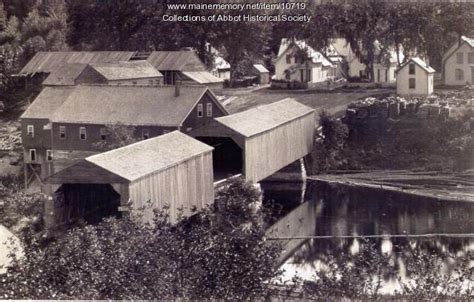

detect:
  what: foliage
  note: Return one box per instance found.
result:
[0,177,282,300]
[300,239,473,300]
[310,111,349,174]
[93,123,140,151]
[0,175,44,233]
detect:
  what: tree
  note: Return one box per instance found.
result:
[0,177,282,300]
[93,123,139,151]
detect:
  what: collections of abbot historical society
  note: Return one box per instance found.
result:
[162,13,311,23]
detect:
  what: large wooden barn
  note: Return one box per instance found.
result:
[44,131,214,229]
[191,98,316,183]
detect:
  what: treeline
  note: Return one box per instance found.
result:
[0,0,473,85]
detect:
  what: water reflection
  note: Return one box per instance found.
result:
[261,180,474,294]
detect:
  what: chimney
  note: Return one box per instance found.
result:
[175,80,181,97]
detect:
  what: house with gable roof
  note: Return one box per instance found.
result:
[274,39,336,84]
[396,57,435,96]
[442,36,474,86]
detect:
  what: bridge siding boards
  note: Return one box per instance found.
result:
[244,111,315,182]
[129,152,213,223]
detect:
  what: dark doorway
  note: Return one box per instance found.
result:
[57,183,121,226]
[195,136,243,181]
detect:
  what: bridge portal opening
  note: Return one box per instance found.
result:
[54,183,121,226]
[195,136,243,181]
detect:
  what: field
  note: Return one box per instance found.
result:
[220,86,394,118]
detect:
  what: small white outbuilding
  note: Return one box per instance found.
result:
[396,57,435,96]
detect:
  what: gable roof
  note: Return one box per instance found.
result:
[253,64,269,73]
[278,39,334,68]
[19,51,135,75]
[215,98,315,138]
[89,60,163,80]
[42,63,89,86]
[146,51,207,71]
[20,87,74,119]
[398,57,435,73]
[460,36,474,48]
[50,85,211,126]
[181,71,224,84]
[85,131,213,182]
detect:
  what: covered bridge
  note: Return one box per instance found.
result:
[191,98,315,183]
[45,131,214,228]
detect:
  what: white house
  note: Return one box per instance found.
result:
[442,36,474,86]
[327,38,403,83]
[396,57,435,96]
[207,43,231,80]
[275,39,335,84]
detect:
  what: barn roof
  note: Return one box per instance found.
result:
[50,85,209,126]
[181,71,224,84]
[146,51,207,71]
[215,98,315,138]
[42,63,89,86]
[253,64,269,73]
[398,57,436,73]
[20,87,74,119]
[85,131,213,181]
[19,51,135,75]
[89,60,163,80]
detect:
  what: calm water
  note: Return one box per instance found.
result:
[261,180,474,294]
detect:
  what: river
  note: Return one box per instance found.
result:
[261,180,474,294]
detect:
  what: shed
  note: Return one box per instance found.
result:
[45,131,214,225]
[252,64,270,85]
[43,61,163,86]
[396,57,435,96]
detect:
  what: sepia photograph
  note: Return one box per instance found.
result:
[0,0,473,299]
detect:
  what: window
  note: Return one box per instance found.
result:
[286,55,291,64]
[409,78,416,89]
[132,80,138,85]
[206,103,212,117]
[409,63,415,75]
[142,129,149,140]
[29,149,36,162]
[197,104,203,118]
[27,125,34,137]
[59,126,66,139]
[79,127,86,140]
[149,79,154,86]
[456,52,463,64]
[46,150,53,161]
[468,52,474,64]
[455,68,464,81]
[394,70,396,79]
[306,69,311,82]
[100,128,107,140]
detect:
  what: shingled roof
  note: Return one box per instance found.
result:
[89,60,163,80]
[146,51,207,71]
[398,57,436,73]
[85,131,213,181]
[20,87,74,119]
[50,85,210,126]
[181,71,224,84]
[215,98,315,138]
[19,51,135,75]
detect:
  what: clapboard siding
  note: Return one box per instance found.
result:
[244,112,315,182]
[128,152,214,223]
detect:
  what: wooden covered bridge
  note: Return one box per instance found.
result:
[191,98,315,183]
[44,99,315,229]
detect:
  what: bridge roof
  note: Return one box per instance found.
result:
[85,131,213,182]
[215,98,314,138]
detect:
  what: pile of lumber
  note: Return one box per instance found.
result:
[0,123,21,151]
